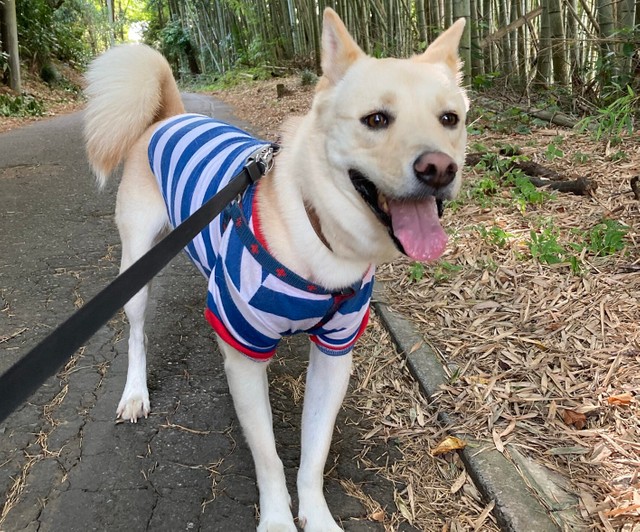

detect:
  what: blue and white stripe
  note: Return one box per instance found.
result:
[149,114,374,360]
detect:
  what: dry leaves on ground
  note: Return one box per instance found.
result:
[0,64,84,135]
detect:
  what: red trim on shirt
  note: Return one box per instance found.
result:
[311,307,370,353]
[358,307,371,336]
[251,181,270,251]
[205,308,274,361]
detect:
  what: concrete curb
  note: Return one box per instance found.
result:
[372,283,560,532]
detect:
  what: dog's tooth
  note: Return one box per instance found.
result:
[378,193,389,213]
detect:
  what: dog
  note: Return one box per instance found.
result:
[83,8,468,531]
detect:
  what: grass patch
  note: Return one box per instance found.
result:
[187,66,275,91]
[0,93,44,117]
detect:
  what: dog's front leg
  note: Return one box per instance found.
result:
[217,338,295,532]
[297,344,352,532]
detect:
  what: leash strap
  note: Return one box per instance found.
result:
[0,145,277,424]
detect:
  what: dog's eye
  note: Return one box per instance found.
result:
[440,112,459,127]
[362,112,390,130]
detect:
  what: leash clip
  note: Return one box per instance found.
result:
[246,144,279,183]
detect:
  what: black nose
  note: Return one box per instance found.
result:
[413,152,458,189]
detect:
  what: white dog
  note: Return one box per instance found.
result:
[84,8,467,531]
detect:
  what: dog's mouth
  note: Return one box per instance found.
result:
[349,169,448,262]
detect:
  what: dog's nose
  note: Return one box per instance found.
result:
[414,152,458,189]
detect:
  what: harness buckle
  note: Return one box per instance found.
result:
[246,144,280,183]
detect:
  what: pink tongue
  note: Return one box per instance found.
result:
[388,197,448,262]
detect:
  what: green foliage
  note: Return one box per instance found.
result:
[471,176,500,206]
[198,67,273,91]
[159,20,192,64]
[300,69,318,86]
[467,124,484,135]
[528,226,566,265]
[16,0,93,68]
[0,94,44,117]
[476,225,511,248]
[407,261,461,283]
[469,151,552,210]
[0,51,8,76]
[472,71,500,89]
[444,198,464,213]
[474,152,513,175]
[433,262,463,282]
[576,84,638,141]
[236,35,273,67]
[40,63,60,84]
[607,150,628,162]
[468,106,532,135]
[510,172,549,210]
[544,140,564,161]
[586,219,628,257]
[498,144,521,157]
[525,218,627,273]
[408,262,425,282]
[572,152,589,164]
[469,142,489,153]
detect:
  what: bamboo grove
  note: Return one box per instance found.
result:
[143,0,639,103]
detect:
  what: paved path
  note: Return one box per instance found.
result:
[0,95,414,531]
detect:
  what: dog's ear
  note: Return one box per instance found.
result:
[416,18,466,74]
[319,8,365,88]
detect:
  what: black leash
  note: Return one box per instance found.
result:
[0,145,277,424]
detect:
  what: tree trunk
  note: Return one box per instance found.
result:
[509,0,519,78]
[497,0,512,75]
[597,0,616,83]
[2,0,21,92]
[535,2,552,86]
[618,0,636,78]
[516,0,528,80]
[470,0,484,76]
[416,0,428,44]
[106,0,115,46]
[548,0,568,85]
[566,0,580,89]
[453,0,472,81]
[482,0,495,71]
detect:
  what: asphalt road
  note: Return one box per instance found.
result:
[0,95,414,531]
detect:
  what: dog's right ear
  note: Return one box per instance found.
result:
[319,8,365,88]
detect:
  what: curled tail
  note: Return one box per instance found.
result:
[83,44,184,187]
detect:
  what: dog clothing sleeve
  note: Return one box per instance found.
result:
[149,114,374,361]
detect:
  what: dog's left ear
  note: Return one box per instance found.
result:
[319,8,366,87]
[416,18,466,74]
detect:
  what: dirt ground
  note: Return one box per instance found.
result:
[3,70,638,531]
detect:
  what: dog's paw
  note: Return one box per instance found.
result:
[298,506,343,532]
[116,391,150,423]
[256,517,297,532]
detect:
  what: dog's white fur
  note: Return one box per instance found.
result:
[84,9,467,531]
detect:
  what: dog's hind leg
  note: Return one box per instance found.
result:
[217,339,296,532]
[297,344,351,532]
[114,145,168,422]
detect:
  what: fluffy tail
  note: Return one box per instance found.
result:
[83,44,184,187]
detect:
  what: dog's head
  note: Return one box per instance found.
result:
[313,8,468,263]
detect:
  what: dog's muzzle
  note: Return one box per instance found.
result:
[348,169,445,255]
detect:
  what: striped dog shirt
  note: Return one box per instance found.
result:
[148,114,373,360]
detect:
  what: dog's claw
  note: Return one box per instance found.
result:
[116,393,150,423]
